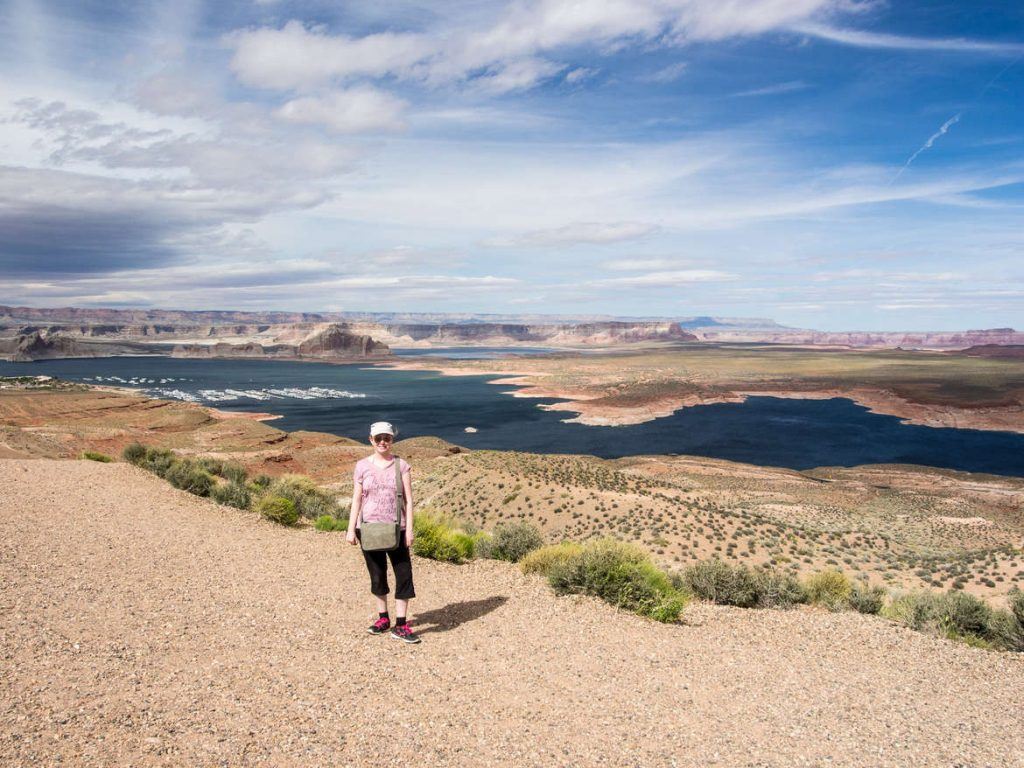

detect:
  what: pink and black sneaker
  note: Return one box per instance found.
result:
[390,623,421,644]
[367,616,391,635]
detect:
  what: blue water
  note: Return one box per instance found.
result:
[4,356,1024,476]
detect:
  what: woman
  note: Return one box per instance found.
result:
[346,421,420,644]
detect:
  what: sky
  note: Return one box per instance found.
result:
[0,1,1022,331]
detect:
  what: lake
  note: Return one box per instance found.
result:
[3,356,1024,476]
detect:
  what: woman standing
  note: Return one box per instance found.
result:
[346,421,420,644]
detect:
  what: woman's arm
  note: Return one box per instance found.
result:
[402,469,414,547]
[346,480,362,546]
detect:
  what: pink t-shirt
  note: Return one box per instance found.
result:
[354,457,410,528]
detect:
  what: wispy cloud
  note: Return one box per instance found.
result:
[590,269,736,287]
[275,87,407,134]
[732,80,808,98]
[893,113,961,182]
[793,23,1024,55]
[637,62,688,83]
[490,221,659,247]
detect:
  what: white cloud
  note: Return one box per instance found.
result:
[793,22,1024,55]
[226,1,844,93]
[227,21,431,90]
[564,66,599,84]
[276,87,407,133]
[495,221,659,247]
[638,61,688,83]
[602,257,680,270]
[591,269,736,287]
[732,80,808,97]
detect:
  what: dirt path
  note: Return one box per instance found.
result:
[2,459,1022,767]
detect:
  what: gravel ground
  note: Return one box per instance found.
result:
[2,459,1022,768]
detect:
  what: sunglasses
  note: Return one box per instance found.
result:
[373,434,393,444]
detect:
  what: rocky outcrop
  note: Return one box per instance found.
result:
[696,328,1024,350]
[0,331,147,361]
[171,325,390,360]
[296,324,390,356]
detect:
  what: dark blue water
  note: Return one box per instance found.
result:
[4,356,1024,476]
[391,346,558,359]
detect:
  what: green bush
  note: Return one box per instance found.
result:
[804,570,853,611]
[314,515,346,532]
[935,590,993,638]
[256,495,299,526]
[412,511,475,563]
[472,531,494,558]
[1009,588,1024,629]
[520,542,584,576]
[267,474,338,519]
[848,581,886,615]
[198,457,224,476]
[882,591,937,631]
[487,521,544,562]
[546,538,688,623]
[752,567,808,608]
[81,450,112,463]
[221,462,248,484]
[250,474,272,489]
[882,589,1020,650]
[682,560,805,609]
[211,481,251,510]
[164,459,215,497]
[142,446,177,478]
[683,560,758,607]
[122,442,147,465]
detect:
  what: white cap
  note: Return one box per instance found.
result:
[369,421,396,437]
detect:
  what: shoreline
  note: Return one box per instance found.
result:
[378,360,1024,434]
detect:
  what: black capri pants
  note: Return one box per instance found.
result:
[356,529,416,600]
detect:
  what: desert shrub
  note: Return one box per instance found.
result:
[683,560,758,607]
[198,457,224,476]
[256,495,299,526]
[122,442,147,465]
[221,462,248,484]
[883,591,938,631]
[413,511,475,563]
[142,447,177,478]
[848,581,886,615]
[752,567,808,608]
[488,521,544,562]
[165,459,215,497]
[1010,588,1024,629]
[883,589,1020,649]
[211,481,251,510]
[986,609,1023,652]
[314,515,347,532]
[267,474,338,519]
[936,590,995,638]
[546,538,688,623]
[520,542,584,576]
[81,451,112,463]
[472,531,494,558]
[682,560,804,609]
[250,474,272,490]
[804,570,853,611]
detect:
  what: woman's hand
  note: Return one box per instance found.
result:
[405,529,414,548]
[346,530,357,546]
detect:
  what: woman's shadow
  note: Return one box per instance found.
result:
[414,596,508,636]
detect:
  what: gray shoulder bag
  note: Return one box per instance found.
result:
[359,459,404,552]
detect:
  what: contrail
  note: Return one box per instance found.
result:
[891,112,961,183]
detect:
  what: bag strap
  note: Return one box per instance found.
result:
[394,456,405,527]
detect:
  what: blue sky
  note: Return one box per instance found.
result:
[0,0,1022,330]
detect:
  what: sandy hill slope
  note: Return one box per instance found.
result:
[2,460,1023,767]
